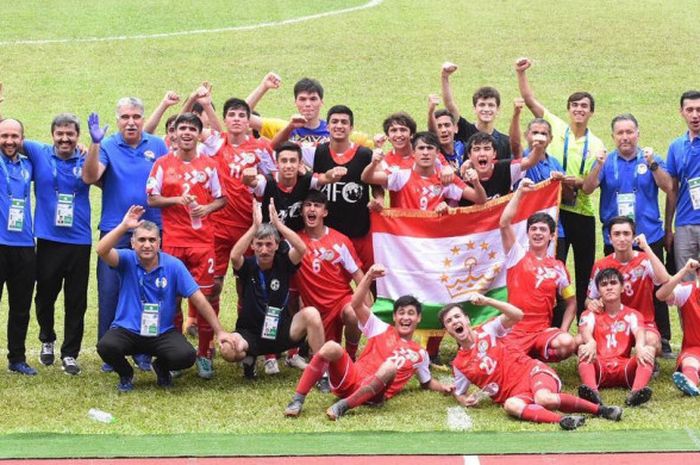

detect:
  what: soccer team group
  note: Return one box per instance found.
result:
[1,57,700,430]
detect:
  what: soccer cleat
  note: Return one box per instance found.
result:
[61,357,81,376]
[242,356,257,380]
[316,375,331,393]
[39,342,55,366]
[285,354,308,370]
[101,363,114,373]
[673,372,700,397]
[133,354,152,372]
[625,387,652,407]
[264,358,280,375]
[326,399,349,421]
[559,415,586,430]
[196,356,214,380]
[577,384,603,405]
[152,358,173,388]
[284,396,305,417]
[8,361,38,376]
[597,405,623,421]
[117,375,134,393]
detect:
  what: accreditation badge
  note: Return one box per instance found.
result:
[689,177,700,210]
[261,305,282,340]
[7,198,25,232]
[140,303,160,337]
[616,193,635,219]
[54,193,75,228]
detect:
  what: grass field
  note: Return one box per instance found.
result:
[1,0,699,458]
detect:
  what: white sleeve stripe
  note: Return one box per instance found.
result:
[148,165,164,196]
[253,175,267,197]
[334,242,360,274]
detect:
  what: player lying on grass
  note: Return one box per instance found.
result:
[577,268,655,407]
[439,294,623,430]
[284,264,453,420]
[656,259,700,396]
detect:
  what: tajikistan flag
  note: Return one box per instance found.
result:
[371,179,561,330]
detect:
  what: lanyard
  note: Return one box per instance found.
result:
[49,154,83,196]
[562,127,589,175]
[257,265,289,307]
[137,261,165,305]
[613,149,643,193]
[0,155,29,199]
[682,136,700,181]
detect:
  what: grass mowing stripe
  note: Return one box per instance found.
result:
[1,429,699,459]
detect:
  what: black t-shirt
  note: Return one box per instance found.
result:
[260,172,313,232]
[312,143,372,238]
[234,250,299,334]
[456,116,512,160]
[460,159,514,206]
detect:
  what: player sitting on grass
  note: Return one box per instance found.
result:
[656,259,700,397]
[284,264,453,420]
[440,294,623,430]
[577,268,655,407]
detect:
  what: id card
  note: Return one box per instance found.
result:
[54,193,75,228]
[616,193,635,219]
[140,303,160,337]
[690,177,700,210]
[7,198,25,232]
[261,305,282,340]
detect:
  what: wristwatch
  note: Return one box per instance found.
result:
[649,162,659,171]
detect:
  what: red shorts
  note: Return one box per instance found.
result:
[350,233,373,273]
[320,295,353,343]
[163,245,215,288]
[328,351,385,403]
[214,228,249,278]
[677,346,700,370]
[511,362,561,403]
[504,327,566,362]
[593,357,636,389]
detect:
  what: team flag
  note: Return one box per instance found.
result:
[371,179,561,329]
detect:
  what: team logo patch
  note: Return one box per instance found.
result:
[478,340,489,353]
[155,277,168,288]
[243,152,256,164]
[73,166,82,178]
[341,182,364,202]
[612,321,626,332]
[637,164,648,175]
[270,279,280,291]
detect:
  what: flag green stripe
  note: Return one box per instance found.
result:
[372,287,508,329]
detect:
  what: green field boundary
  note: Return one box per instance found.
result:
[2,429,699,459]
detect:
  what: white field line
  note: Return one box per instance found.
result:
[463,456,481,465]
[685,427,700,449]
[0,0,384,46]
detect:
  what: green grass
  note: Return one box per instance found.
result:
[0,0,699,458]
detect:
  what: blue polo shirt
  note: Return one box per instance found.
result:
[667,132,700,227]
[0,153,33,246]
[23,140,91,245]
[523,149,565,238]
[111,249,199,336]
[98,132,167,232]
[596,149,665,245]
[289,120,329,145]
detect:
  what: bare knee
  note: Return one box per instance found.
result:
[318,340,344,360]
[534,389,558,409]
[503,397,526,418]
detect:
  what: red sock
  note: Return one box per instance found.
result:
[578,361,598,390]
[682,366,700,385]
[631,362,653,391]
[426,336,443,358]
[264,354,277,361]
[294,355,327,396]
[519,404,562,424]
[557,393,600,414]
[345,375,386,408]
[346,340,359,361]
[287,348,299,358]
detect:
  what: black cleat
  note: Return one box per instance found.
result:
[316,375,331,393]
[625,387,652,407]
[598,405,623,421]
[578,384,603,405]
[242,356,257,380]
[559,415,586,430]
[284,396,305,417]
[326,399,349,420]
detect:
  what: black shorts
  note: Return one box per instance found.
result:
[236,313,302,357]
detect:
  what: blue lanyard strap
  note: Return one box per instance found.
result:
[562,127,589,175]
[137,261,165,305]
[49,154,83,196]
[257,265,289,307]
[613,148,643,192]
[0,155,29,199]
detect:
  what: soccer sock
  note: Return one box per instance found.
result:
[426,336,443,358]
[682,366,700,385]
[265,354,277,361]
[345,375,387,409]
[295,355,327,396]
[557,393,600,414]
[346,340,359,362]
[286,348,300,359]
[578,362,598,390]
[519,404,562,424]
[196,314,214,358]
[632,362,654,391]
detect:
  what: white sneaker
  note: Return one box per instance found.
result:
[264,358,280,375]
[285,354,308,370]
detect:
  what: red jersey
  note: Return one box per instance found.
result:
[204,134,276,235]
[146,153,222,247]
[355,314,431,399]
[452,318,538,404]
[381,150,450,207]
[297,227,362,312]
[668,282,700,350]
[386,169,466,210]
[587,252,661,325]
[579,305,642,359]
[505,242,574,332]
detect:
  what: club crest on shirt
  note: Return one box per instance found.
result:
[155,277,168,288]
[143,150,155,161]
[477,339,489,353]
[612,321,627,333]
[270,279,280,291]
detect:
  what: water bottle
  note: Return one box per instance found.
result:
[88,408,115,424]
[188,201,202,230]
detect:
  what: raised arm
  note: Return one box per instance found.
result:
[509,98,524,159]
[269,199,306,265]
[469,293,523,329]
[82,112,108,184]
[635,233,670,284]
[194,83,223,134]
[440,62,461,121]
[499,178,534,254]
[427,94,440,134]
[360,149,389,187]
[350,264,385,326]
[144,91,180,134]
[656,259,698,302]
[269,114,307,149]
[246,72,281,110]
[643,147,673,194]
[461,168,487,204]
[581,149,607,194]
[515,57,545,118]
[230,202,262,271]
[96,205,144,267]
